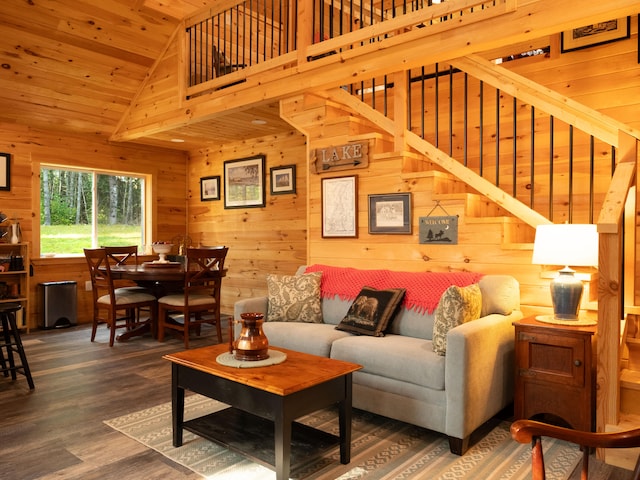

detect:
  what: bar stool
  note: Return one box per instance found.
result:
[0,303,34,389]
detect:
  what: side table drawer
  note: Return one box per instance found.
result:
[516,329,587,387]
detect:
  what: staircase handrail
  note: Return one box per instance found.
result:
[450,55,640,147]
[324,87,552,229]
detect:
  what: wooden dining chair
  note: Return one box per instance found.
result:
[84,248,158,347]
[104,245,138,266]
[103,245,153,324]
[103,245,148,291]
[157,246,228,348]
[510,419,640,480]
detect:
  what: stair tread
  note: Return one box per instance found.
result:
[617,413,640,429]
[620,369,640,389]
[401,170,455,180]
[466,216,525,224]
[373,150,421,160]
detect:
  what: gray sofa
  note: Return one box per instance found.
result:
[233,266,522,455]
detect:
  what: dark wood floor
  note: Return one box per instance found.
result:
[0,321,226,479]
[0,322,635,480]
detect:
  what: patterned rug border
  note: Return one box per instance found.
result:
[105,394,581,480]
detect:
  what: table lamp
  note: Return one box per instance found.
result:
[531,223,598,321]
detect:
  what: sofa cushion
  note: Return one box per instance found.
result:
[262,322,351,357]
[321,296,353,325]
[266,272,322,323]
[335,286,405,337]
[478,275,520,316]
[386,307,435,340]
[432,283,482,356]
[331,334,446,390]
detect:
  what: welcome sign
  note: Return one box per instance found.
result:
[419,215,458,244]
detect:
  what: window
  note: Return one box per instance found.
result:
[40,167,146,255]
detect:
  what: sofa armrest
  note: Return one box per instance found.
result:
[234,296,268,320]
[444,310,523,439]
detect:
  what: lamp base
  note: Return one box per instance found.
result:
[550,267,583,320]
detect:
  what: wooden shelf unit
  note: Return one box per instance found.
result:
[0,243,29,330]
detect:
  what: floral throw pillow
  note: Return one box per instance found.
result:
[432,283,482,356]
[335,286,406,337]
[266,272,323,323]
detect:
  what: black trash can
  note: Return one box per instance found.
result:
[39,281,77,329]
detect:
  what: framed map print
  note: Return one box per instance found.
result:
[321,175,358,238]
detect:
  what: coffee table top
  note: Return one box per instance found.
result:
[164,344,362,396]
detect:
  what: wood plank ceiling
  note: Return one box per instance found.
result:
[0,0,291,150]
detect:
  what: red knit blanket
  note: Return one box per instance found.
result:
[304,264,484,313]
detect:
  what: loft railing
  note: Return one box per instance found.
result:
[186,0,296,87]
[185,0,511,91]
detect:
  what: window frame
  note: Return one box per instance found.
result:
[36,163,153,258]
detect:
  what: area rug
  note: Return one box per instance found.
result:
[105,394,581,479]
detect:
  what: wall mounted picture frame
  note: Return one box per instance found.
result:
[224,155,266,209]
[0,153,10,191]
[321,175,358,238]
[561,17,630,53]
[270,164,296,195]
[368,193,412,234]
[200,175,220,201]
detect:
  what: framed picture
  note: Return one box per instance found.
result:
[321,175,358,238]
[224,155,266,209]
[561,17,630,53]
[200,175,220,201]
[368,193,412,234]
[270,164,296,195]
[0,153,10,191]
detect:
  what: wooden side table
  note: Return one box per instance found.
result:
[513,316,596,431]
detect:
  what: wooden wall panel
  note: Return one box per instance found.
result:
[187,131,308,316]
[123,40,181,128]
[0,123,187,330]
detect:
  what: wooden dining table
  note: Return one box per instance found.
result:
[107,262,227,342]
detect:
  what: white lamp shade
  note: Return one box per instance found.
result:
[532,224,598,267]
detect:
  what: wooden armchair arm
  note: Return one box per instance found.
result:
[510,419,640,480]
[511,419,640,449]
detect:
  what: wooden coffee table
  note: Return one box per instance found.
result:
[163,344,362,480]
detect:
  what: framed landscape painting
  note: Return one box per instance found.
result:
[561,17,630,53]
[0,153,10,191]
[224,155,266,209]
[200,175,220,201]
[368,193,411,234]
[270,165,296,195]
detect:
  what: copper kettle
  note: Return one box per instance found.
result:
[229,312,269,361]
